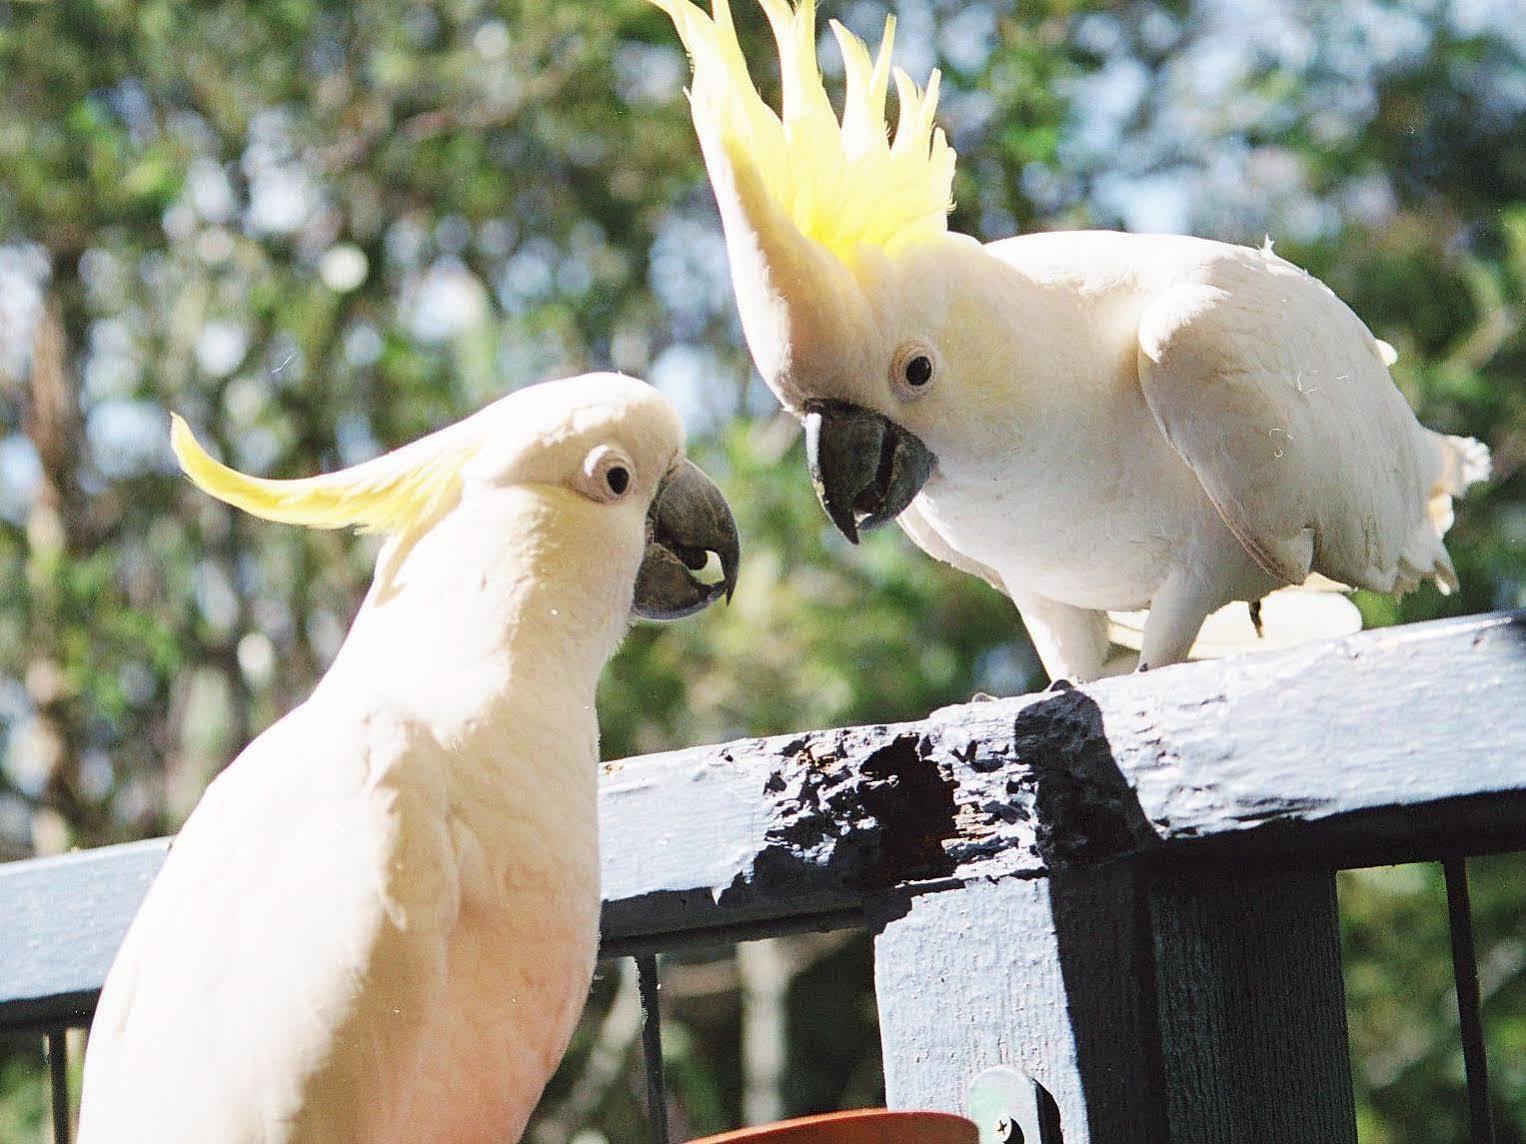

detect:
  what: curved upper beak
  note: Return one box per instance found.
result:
[633,458,741,622]
[803,400,937,544]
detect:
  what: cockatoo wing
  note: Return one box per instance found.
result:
[1135,244,1467,595]
[80,701,458,1144]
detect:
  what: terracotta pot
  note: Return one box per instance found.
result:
[689,1108,979,1143]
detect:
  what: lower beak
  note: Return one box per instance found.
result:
[803,400,937,544]
[633,458,741,621]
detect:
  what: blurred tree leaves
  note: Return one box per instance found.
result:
[0,0,1522,1140]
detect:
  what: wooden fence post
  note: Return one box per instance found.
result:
[875,860,1356,1143]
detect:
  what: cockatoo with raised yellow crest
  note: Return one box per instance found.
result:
[652,0,1489,681]
[78,374,739,1143]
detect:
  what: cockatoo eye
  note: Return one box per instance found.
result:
[891,341,938,400]
[577,445,635,503]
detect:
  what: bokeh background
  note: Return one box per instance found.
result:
[0,0,1523,1139]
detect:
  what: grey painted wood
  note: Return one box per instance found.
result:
[3,610,1522,1033]
[0,838,168,1030]
[1148,864,1355,1143]
[876,864,1356,1143]
[875,871,1157,1143]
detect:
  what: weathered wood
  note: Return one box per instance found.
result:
[1148,864,1355,1143]
[875,863,1355,1143]
[3,611,1523,1032]
[875,870,1156,1142]
[0,839,167,1030]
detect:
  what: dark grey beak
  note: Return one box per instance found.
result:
[633,458,741,621]
[803,400,936,544]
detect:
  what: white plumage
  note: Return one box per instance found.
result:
[656,0,1488,681]
[79,374,738,1142]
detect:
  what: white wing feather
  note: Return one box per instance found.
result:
[79,702,457,1144]
[1135,243,1481,595]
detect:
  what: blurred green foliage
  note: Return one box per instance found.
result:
[0,0,1521,1140]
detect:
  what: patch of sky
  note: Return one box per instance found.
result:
[84,318,141,400]
[195,318,249,378]
[614,41,685,106]
[263,333,306,389]
[80,247,130,310]
[473,18,511,61]
[940,87,995,147]
[343,322,385,370]
[973,641,1040,700]
[511,327,579,392]
[648,211,733,338]
[1091,170,1193,235]
[0,796,31,848]
[252,594,295,645]
[188,159,238,224]
[649,342,748,436]
[386,214,430,270]
[87,400,173,479]
[233,425,284,478]
[222,374,271,430]
[335,411,383,467]
[1072,11,1126,58]
[1452,0,1526,52]
[319,243,369,292]
[477,218,518,260]
[937,6,995,72]
[888,1,937,83]
[194,559,240,636]
[1057,0,1419,238]
[1059,55,1150,161]
[3,718,49,796]
[80,749,115,801]
[106,78,156,141]
[402,4,441,49]
[243,110,318,237]
[435,214,472,256]
[307,607,347,663]
[495,239,559,311]
[0,245,44,379]
[0,436,42,524]
[405,258,488,342]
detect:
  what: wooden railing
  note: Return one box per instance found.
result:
[4,610,1524,1142]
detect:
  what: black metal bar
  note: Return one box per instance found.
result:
[636,954,670,1144]
[1443,857,1496,1144]
[47,1029,70,1144]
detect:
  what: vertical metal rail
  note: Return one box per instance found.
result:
[1443,857,1495,1144]
[46,1029,70,1144]
[636,954,670,1144]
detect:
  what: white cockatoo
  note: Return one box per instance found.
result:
[653,0,1490,681]
[78,374,739,1143]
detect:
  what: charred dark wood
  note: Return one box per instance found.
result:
[3,610,1523,1056]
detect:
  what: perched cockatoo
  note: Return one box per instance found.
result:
[78,374,739,1143]
[652,0,1489,680]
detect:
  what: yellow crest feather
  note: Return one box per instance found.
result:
[170,414,472,535]
[653,0,955,264]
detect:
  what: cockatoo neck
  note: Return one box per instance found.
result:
[321,486,642,747]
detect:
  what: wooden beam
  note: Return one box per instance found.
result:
[3,611,1523,1029]
[0,838,167,1030]
[875,862,1357,1142]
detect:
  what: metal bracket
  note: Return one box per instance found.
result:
[967,1066,1062,1144]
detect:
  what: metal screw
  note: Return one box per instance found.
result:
[968,1065,1055,1144]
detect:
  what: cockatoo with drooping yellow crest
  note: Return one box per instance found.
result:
[78,374,739,1143]
[652,0,1489,681]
